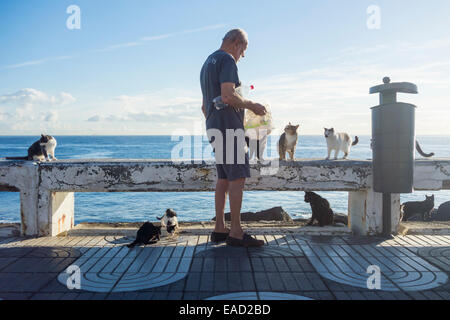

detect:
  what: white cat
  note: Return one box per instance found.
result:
[324,128,358,160]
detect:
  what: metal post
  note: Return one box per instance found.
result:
[382,193,392,237]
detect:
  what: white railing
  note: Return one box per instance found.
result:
[1,158,449,236]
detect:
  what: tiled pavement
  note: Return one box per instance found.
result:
[0,234,449,300]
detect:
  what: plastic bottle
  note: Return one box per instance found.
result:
[213,85,254,110]
[236,84,254,98]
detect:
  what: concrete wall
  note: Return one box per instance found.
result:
[1,158,449,236]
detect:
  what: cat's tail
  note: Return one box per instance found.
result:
[127,240,140,248]
[352,136,359,146]
[5,156,28,160]
[416,141,435,158]
[156,216,162,220]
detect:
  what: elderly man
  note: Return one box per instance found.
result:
[200,29,267,247]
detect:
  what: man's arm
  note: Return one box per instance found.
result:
[221,83,266,115]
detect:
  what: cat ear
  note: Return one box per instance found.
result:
[295,125,299,129]
[41,134,45,137]
[288,122,291,126]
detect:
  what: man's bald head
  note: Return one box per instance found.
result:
[220,28,248,63]
[222,29,248,46]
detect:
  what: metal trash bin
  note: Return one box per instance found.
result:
[370,77,418,194]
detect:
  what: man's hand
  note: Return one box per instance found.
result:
[221,83,267,116]
[250,103,267,116]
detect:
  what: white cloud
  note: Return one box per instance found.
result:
[1,22,225,70]
[96,23,227,53]
[3,59,47,69]
[0,89,76,125]
[140,34,175,42]
[87,115,101,122]
[2,56,74,70]
[43,110,59,122]
[0,111,11,120]
[0,88,76,107]
[94,41,144,53]
[180,24,226,34]
[248,52,450,135]
[85,89,202,129]
[398,37,450,51]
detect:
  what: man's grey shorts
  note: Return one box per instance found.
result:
[216,153,250,181]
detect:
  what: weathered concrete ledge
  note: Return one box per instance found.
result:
[62,221,352,237]
[1,158,449,237]
[38,158,373,192]
[398,221,450,236]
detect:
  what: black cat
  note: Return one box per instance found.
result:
[127,222,161,248]
[401,195,435,221]
[304,191,334,227]
[430,201,450,221]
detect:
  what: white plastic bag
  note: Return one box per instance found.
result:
[244,104,274,140]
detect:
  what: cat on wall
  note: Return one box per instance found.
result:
[5,134,57,162]
[278,123,299,161]
[324,128,359,160]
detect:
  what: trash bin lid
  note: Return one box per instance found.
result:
[370,77,418,95]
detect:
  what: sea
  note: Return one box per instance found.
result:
[1,135,449,224]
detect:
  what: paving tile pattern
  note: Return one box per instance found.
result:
[292,235,448,291]
[57,236,199,292]
[0,234,448,300]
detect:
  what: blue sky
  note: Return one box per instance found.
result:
[1,0,450,135]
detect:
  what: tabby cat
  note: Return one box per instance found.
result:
[278,123,299,161]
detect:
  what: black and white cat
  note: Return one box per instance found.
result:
[6,134,57,161]
[400,195,435,221]
[127,222,161,248]
[324,128,358,160]
[156,208,179,234]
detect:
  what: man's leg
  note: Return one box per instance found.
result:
[214,179,230,233]
[228,178,245,239]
